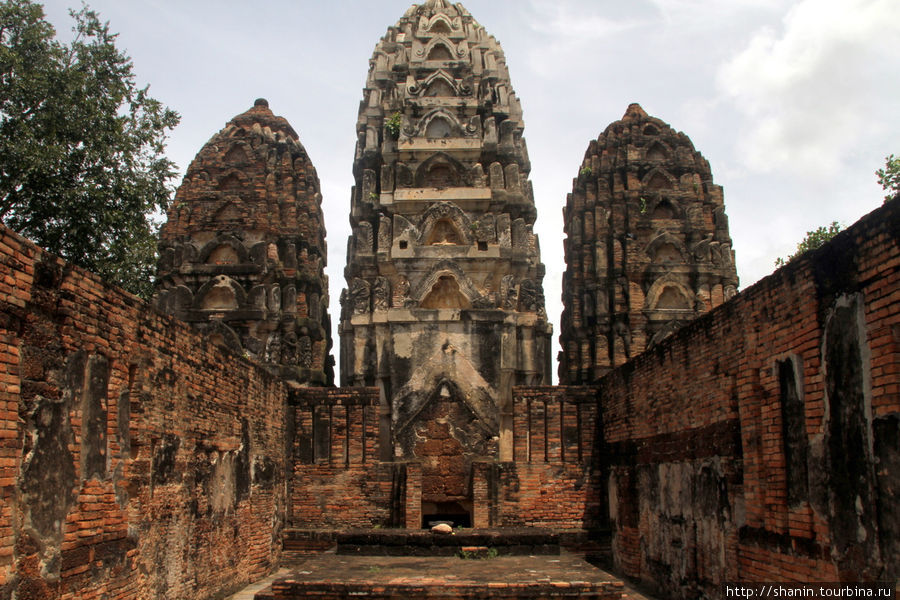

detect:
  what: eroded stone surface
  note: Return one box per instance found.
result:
[339,0,553,516]
[559,104,739,383]
[155,98,333,386]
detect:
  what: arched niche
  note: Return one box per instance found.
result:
[415,152,466,188]
[425,164,457,187]
[199,235,248,265]
[427,43,454,61]
[650,198,679,220]
[425,115,454,138]
[429,19,452,34]
[417,202,473,246]
[201,286,238,311]
[412,261,481,308]
[207,244,239,265]
[425,78,455,98]
[427,219,465,245]
[223,143,250,166]
[213,201,242,223]
[203,320,242,354]
[646,141,670,161]
[421,275,470,309]
[195,275,246,311]
[656,286,691,309]
[216,169,249,192]
[645,277,693,312]
[643,168,676,191]
[645,232,687,264]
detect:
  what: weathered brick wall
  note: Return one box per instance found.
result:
[289,388,395,527]
[0,225,288,600]
[598,200,900,597]
[486,386,605,530]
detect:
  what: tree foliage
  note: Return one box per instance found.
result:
[0,0,179,297]
[876,153,899,203]
[774,221,843,267]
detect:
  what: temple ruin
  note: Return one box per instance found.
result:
[339,0,552,525]
[155,98,334,387]
[0,1,897,599]
[559,103,739,384]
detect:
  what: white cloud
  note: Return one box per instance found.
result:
[718,0,900,176]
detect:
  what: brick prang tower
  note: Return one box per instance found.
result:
[155,99,334,387]
[339,0,552,520]
[559,103,739,384]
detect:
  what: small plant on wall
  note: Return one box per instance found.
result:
[385,112,402,138]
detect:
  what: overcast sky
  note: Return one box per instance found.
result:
[41,0,900,382]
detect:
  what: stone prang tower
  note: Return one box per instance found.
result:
[340,0,552,516]
[155,99,334,387]
[559,104,738,384]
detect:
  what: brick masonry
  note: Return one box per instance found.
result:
[1,195,898,600]
[596,198,900,597]
[0,225,289,599]
[288,387,395,528]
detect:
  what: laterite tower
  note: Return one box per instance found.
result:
[339,0,552,524]
[155,99,334,387]
[559,104,739,384]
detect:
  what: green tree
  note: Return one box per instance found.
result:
[876,153,899,203]
[0,0,179,298]
[775,221,843,267]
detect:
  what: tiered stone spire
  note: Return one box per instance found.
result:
[155,99,334,386]
[559,104,738,384]
[340,1,552,493]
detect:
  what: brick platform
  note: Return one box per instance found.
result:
[254,552,625,599]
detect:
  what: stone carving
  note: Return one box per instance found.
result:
[378,216,392,252]
[692,234,714,263]
[373,277,391,310]
[340,1,553,481]
[500,275,517,310]
[350,278,371,315]
[309,292,320,322]
[357,222,374,254]
[473,214,495,242]
[518,279,546,317]
[396,275,413,307]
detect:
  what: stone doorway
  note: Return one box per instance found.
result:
[409,382,495,529]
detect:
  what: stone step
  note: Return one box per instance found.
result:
[255,552,626,600]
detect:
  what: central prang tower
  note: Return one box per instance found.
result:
[340,0,551,520]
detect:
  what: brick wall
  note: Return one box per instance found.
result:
[0,225,289,599]
[480,386,605,530]
[289,388,395,527]
[597,200,900,597]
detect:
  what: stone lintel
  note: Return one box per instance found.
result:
[348,309,546,327]
[393,187,491,203]
[389,244,501,259]
[398,138,482,160]
[404,97,479,110]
